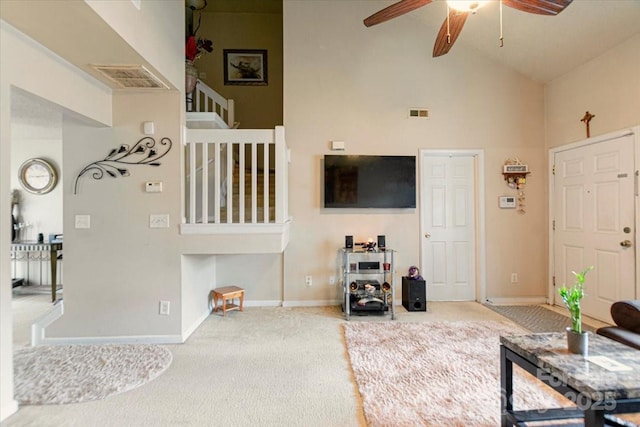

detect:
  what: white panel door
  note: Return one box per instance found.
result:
[421,155,476,300]
[553,134,635,323]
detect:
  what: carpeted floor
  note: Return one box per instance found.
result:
[14,344,173,405]
[483,304,597,333]
[5,302,504,427]
[5,302,630,426]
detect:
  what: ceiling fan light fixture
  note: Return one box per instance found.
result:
[447,0,489,13]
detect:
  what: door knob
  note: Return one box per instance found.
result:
[425,233,431,238]
[620,240,632,248]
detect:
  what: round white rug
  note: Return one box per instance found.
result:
[14,344,172,405]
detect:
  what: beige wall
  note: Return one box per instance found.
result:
[545,34,640,148]
[0,20,113,420]
[196,11,283,129]
[46,91,183,339]
[282,1,549,303]
[1,1,183,418]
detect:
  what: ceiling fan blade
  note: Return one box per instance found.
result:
[502,0,573,16]
[432,11,468,57]
[363,0,433,27]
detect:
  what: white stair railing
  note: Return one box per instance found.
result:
[184,126,288,226]
[188,79,235,128]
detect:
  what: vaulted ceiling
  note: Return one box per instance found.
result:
[2,0,638,93]
[360,0,640,83]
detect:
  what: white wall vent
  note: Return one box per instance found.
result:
[408,108,429,119]
[90,65,169,89]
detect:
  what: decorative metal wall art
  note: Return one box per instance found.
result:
[74,137,172,194]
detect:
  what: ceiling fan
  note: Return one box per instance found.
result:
[363,0,573,57]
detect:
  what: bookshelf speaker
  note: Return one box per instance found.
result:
[345,235,353,249]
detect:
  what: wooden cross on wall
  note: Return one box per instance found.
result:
[581,111,595,138]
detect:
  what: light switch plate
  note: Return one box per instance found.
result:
[150,214,169,228]
[75,215,91,229]
[331,141,345,151]
[146,181,162,193]
[143,121,154,135]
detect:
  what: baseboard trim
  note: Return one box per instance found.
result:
[484,297,548,305]
[32,300,184,345]
[32,299,65,346]
[181,310,210,342]
[0,400,19,422]
[244,300,282,307]
[282,300,340,307]
[35,334,184,346]
[31,299,345,346]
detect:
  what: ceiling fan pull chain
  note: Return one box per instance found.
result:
[499,0,504,47]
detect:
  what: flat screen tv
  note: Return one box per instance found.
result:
[323,155,416,208]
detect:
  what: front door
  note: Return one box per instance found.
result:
[553,133,636,323]
[421,153,476,301]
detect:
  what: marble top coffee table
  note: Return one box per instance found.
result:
[500,332,640,427]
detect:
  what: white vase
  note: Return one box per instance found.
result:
[185,61,198,112]
[185,61,198,91]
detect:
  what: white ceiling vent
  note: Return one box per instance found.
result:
[90,65,169,89]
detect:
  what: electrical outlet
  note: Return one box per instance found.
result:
[329,276,336,285]
[511,273,518,284]
[150,214,170,228]
[159,300,170,315]
[305,275,313,287]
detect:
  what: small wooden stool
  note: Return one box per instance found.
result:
[212,286,245,316]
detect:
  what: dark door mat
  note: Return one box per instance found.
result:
[484,304,596,333]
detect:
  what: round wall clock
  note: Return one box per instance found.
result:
[18,158,58,194]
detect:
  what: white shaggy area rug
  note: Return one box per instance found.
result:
[14,344,172,405]
[343,320,577,427]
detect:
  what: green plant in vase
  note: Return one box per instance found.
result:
[558,266,593,354]
[558,266,593,333]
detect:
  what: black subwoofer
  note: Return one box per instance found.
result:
[402,276,426,312]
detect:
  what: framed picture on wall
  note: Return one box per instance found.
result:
[223,49,268,86]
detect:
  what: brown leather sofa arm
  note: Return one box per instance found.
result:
[596,326,640,350]
[596,300,640,350]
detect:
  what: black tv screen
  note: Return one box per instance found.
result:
[324,155,416,208]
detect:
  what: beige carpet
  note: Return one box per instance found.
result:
[6,303,629,427]
[14,344,172,405]
[343,320,578,427]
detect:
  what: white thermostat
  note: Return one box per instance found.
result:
[499,196,517,209]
